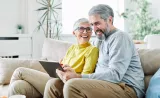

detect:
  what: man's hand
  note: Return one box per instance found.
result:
[56,65,81,83]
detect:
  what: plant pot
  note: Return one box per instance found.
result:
[17,29,22,34]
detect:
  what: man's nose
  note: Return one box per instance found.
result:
[93,26,98,32]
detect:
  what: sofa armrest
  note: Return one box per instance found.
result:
[0,58,46,85]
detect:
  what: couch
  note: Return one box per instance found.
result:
[0,38,160,98]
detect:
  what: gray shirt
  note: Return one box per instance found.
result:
[82,29,145,98]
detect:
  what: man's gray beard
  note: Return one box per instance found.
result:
[96,33,105,41]
[95,33,105,48]
[96,26,110,40]
[95,26,110,48]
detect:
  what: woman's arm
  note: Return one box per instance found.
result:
[81,47,99,74]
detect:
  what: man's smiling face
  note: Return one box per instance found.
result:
[89,14,108,38]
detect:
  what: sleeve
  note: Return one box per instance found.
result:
[81,47,99,74]
[82,34,133,83]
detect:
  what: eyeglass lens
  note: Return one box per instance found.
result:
[78,27,92,33]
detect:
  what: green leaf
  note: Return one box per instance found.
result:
[36,0,47,6]
[36,0,47,5]
[53,3,62,8]
[36,7,47,11]
[41,12,48,25]
[51,9,58,19]
[39,10,48,21]
[51,0,54,6]
[35,0,62,38]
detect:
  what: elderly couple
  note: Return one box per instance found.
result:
[8,4,145,98]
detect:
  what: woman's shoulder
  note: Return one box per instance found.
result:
[66,45,76,51]
[69,44,77,48]
[88,44,99,51]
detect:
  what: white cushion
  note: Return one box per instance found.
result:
[144,34,160,49]
[42,39,72,61]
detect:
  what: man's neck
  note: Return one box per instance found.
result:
[104,26,117,38]
[110,26,116,32]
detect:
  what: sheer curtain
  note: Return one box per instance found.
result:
[62,0,124,34]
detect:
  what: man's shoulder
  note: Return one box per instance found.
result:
[109,30,131,41]
[112,30,129,38]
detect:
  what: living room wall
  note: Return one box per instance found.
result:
[1,0,160,59]
[0,0,28,34]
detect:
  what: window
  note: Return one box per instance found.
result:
[62,0,124,34]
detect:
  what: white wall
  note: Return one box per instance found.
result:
[62,0,124,34]
[0,0,28,34]
[27,0,44,59]
[1,0,160,59]
[0,0,46,59]
[150,0,160,19]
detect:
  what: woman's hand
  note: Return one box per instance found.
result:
[56,64,81,83]
[59,58,63,66]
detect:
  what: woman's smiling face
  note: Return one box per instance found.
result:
[73,22,92,44]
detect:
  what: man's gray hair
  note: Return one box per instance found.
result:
[73,18,89,31]
[88,4,114,21]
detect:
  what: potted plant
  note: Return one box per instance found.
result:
[120,0,160,40]
[35,0,62,38]
[17,24,23,34]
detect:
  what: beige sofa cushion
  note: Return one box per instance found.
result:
[138,49,160,75]
[138,49,160,91]
[0,58,46,85]
[42,39,72,61]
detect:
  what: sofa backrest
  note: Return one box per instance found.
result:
[41,38,73,61]
[138,49,160,91]
[41,39,160,91]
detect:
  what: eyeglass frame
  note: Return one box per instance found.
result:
[75,27,92,33]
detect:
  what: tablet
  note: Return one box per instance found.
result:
[39,61,64,78]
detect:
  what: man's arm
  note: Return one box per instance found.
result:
[82,33,133,83]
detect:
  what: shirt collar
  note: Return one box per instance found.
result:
[77,42,91,48]
[104,28,118,38]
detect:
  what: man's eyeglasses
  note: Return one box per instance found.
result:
[76,27,92,33]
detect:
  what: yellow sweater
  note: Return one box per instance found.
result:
[61,42,99,74]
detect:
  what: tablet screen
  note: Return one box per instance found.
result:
[39,61,64,77]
